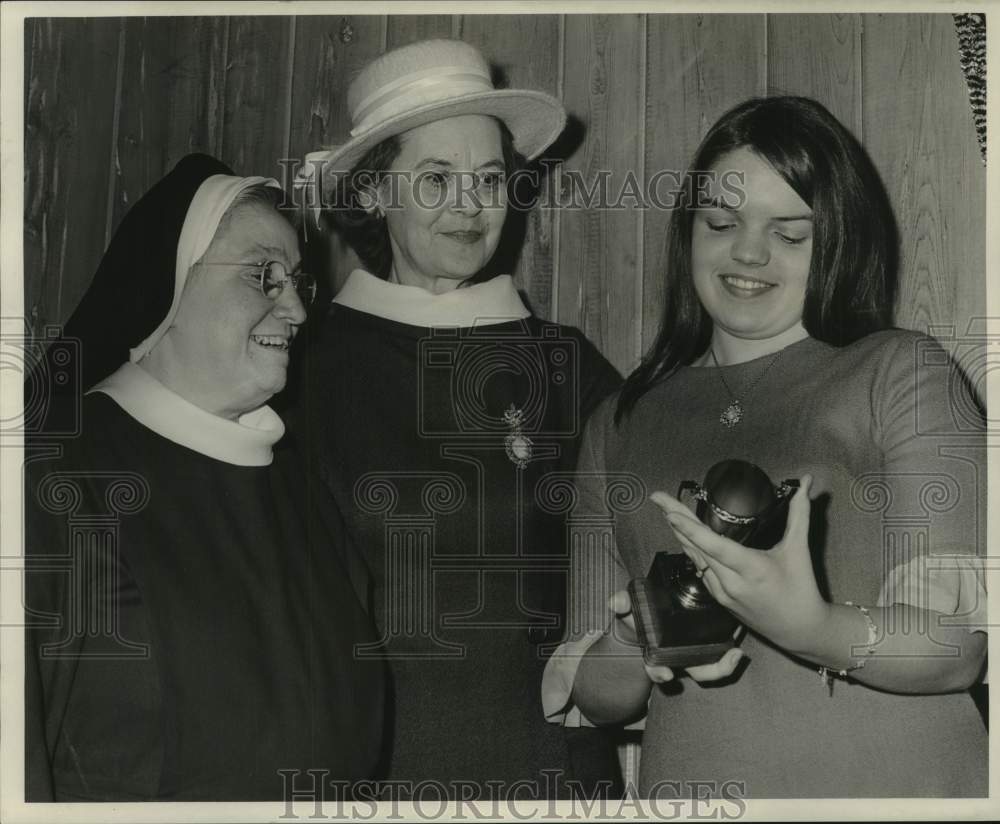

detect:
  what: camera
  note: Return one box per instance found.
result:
[912,324,993,438]
[628,460,798,668]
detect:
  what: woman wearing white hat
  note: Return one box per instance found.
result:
[290,40,623,796]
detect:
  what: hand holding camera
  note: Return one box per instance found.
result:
[646,464,829,661]
[608,589,745,684]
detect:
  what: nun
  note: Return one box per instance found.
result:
[24,154,384,801]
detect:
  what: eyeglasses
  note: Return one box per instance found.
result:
[201,260,317,306]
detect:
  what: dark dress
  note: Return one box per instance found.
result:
[288,281,622,796]
[25,389,385,801]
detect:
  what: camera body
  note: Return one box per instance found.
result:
[629,460,798,669]
[628,553,739,667]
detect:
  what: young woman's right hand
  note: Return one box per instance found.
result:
[608,590,745,684]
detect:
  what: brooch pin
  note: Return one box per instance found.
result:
[503,404,533,469]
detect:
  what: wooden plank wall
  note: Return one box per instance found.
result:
[24,13,986,378]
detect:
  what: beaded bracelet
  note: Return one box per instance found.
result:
[818,602,879,695]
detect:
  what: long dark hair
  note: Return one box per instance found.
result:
[321,118,521,281]
[615,95,899,423]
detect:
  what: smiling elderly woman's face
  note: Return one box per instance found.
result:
[152,200,306,419]
[379,114,507,291]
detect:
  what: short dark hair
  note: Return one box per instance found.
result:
[616,95,899,423]
[321,117,521,280]
[321,136,403,279]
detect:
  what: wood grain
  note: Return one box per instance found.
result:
[386,15,454,48]
[766,13,861,136]
[287,15,385,166]
[220,16,294,180]
[112,17,230,234]
[460,14,562,321]
[558,14,644,374]
[22,11,987,383]
[24,17,121,334]
[642,14,766,357]
[861,13,985,341]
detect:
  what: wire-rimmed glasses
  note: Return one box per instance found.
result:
[202,260,317,306]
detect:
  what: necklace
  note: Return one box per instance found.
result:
[710,348,785,428]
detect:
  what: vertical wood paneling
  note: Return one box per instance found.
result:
[642,14,766,354]
[862,14,985,339]
[112,17,229,234]
[766,13,862,136]
[387,15,453,48]
[287,16,385,169]
[24,11,988,374]
[24,17,121,335]
[558,14,644,374]
[24,18,34,118]
[221,16,294,179]
[460,14,562,321]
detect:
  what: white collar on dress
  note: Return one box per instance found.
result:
[88,362,284,466]
[332,269,531,328]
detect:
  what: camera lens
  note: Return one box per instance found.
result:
[675,558,714,609]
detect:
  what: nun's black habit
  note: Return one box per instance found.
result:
[24,155,385,801]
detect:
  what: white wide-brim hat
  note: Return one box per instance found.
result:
[306,39,567,196]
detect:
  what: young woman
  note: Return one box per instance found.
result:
[544,96,987,798]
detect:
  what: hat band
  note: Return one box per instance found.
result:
[351,65,494,136]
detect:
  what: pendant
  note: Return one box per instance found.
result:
[503,404,533,469]
[719,400,743,428]
[505,433,533,469]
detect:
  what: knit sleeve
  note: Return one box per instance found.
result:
[869,332,987,635]
[541,397,639,728]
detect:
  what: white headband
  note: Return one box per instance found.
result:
[129,173,280,363]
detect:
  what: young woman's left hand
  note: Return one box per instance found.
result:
[649,475,831,656]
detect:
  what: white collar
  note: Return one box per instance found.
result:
[333,269,531,328]
[88,362,285,466]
